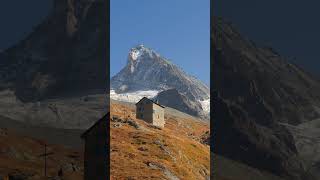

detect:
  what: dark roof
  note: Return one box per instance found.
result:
[135,97,165,108]
[81,113,109,139]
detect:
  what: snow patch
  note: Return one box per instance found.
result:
[199,98,210,114]
[110,90,159,103]
[129,48,142,61]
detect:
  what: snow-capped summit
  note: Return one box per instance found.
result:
[127,44,159,73]
[111,45,210,119]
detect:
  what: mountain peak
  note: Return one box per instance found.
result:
[112,45,210,99]
[128,44,158,61]
[129,45,146,61]
[127,44,164,73]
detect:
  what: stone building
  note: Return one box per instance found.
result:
[136,97,165,128]
[81,113,109,180]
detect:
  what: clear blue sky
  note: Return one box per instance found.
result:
[0,1,51,50]
[111,0,210,85]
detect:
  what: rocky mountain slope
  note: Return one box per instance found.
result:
[0,0,108,129]
[213,17,320,180]
[153,88,207,119]
[213,17,320,126]
[111,44,210,119]
[110,100,210,179]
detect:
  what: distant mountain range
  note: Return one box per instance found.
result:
[111,44,210,120]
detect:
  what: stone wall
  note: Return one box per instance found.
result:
[136,98,165,127]
[136,99,153,123]
[152,104,165,127]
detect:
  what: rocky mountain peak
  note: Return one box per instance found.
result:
[127,44,165,73]
[0,0,108,102]
[111,44,210,120]
[112,45,209,100]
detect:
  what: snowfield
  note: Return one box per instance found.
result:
[110,90,210,115]
[110,90,159,103]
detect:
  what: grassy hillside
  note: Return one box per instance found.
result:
[110,101,210,179]
[0,128,83,180]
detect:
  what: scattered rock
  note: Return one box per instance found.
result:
[111,115,124,123]
[147,124,162,130]
[145,162,180,180]
[163,169,180,180]
[132,135,140,139]
[145,161,165,170]
[138,147,148,151]
[125,177,136,180]
[200,131,210,145]
[61,162,81,172]
[154,140,162,146]
[127,119,140,129]
[126,153,135,159]
[112,123,122,128]
[153,139,176,162]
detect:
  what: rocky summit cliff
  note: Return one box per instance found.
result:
[111,45,210,119]
[0,0,108,129]
[0,0,108,102]
[213,17,320,180]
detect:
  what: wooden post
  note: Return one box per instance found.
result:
[44,144,47,177]
[38,143,54,177]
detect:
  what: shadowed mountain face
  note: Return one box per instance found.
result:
[0,0,108,130]
[0,0,108,102]
[212,17,320,180]
[153,89,206,118]
[213,17,320,126]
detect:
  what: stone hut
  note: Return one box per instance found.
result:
[81,113,109,180]
[135,97,165,128]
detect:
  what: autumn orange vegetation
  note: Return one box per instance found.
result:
[110,101,210,180]
[0,129,83,180]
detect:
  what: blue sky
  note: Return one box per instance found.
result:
[0,1,51,50]
[111,0,210,85]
